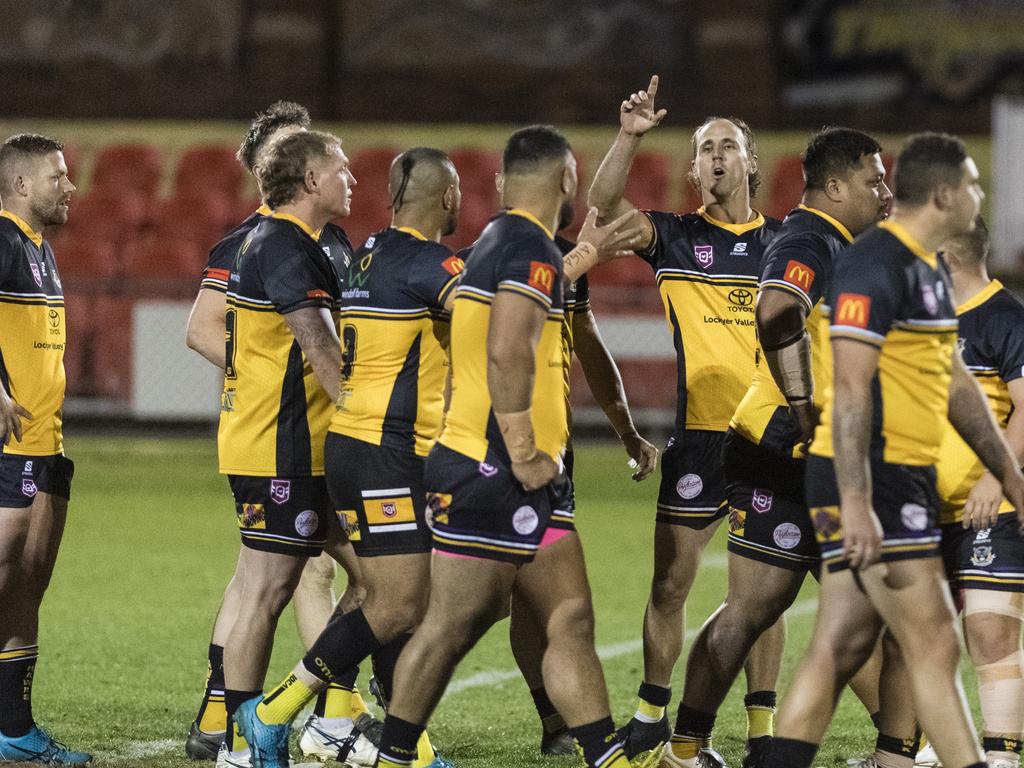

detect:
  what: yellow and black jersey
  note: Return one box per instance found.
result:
[218,212,344,477]
[811,220,958,466]
[330,226,463,456]
[730,205,854,457]
[638,207,781,431]
[937,280,1024,523]
[439,209,567,464]
[0,212,66,457]
[201,205,352,294]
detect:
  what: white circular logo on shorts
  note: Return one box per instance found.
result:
[676,474,703,500]
[772,522,802,550]
[900,503,928,531]
[513,506,539,535]
[294,510,319,537]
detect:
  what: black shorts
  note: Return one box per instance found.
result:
[426,442,575,565]
[325,432,432,558]
[0,453,73,508]
[724,431,818,572]
[806,455,941,573]
[228,475,330,557]
[941,512,1024,592]
[656,430,727,529]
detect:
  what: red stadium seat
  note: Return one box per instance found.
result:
[346,146,400,248]
[175,145,246,200]
[624,152,671,212]
[62,294,93,396]
[150,191,234,252]
[766,154,805,220]
[91,143,164,202]
[122,238,206,296]
[61,190,149,247]
[90,296,134,399]
[586,256,654,288]
[53,236,121,282]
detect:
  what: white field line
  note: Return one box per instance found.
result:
[444,597,818,698]
[96,738,180,760]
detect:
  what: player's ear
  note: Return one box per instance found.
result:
[748,152,759,178]
[933,182,955,212]
[304,166,319,195]
[825,174,843,203]
[494,173,504,194]
[443,184,455,211]
[560,165,573,196]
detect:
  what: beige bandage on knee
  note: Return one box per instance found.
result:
[965,590,1024,621]
[977,649,1024,739]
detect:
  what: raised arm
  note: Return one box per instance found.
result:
[185,287,228,368]
[831,338,884,569]
[757,288,815,443]
[948,352,1024,523]
[284,307,342,402]
[488,290,557,491]
[571,308,657,480]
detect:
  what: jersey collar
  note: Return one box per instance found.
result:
[696,206,765,236]
[395,226,428,241]
[0,210,43,248]
[877,219,936,268]
[797,204,853,244]
[507,208,555,240]
[271,211,322,241]
[956,278,1003,316]
[256,203,273,216]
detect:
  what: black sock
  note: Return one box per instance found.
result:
[194,644,226,731]
[0,646,37,738]
[638,682,672,708]
[303,607,380,684]
[761,736,818,768]
[870,711,882,730]
[378,714,425,766]
[744,690,777,709]
[876,732,918,758]
[207,644,226,693]
[372,633,412,707]
[569,717,626,768]
[965,763,989,768]
[528,686,565,734]
[983,736,1023,754]
[224,689,260,721]
[673,703,716,739]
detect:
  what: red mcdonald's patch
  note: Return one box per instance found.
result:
[783,260,816,293]
[442,255,465,276]
[835,293,871,329]
[528,261,556,297]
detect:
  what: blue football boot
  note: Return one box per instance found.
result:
[233,697,290,768]
[0,724,91,764]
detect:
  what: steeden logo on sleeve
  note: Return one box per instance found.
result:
[836,293,871,328]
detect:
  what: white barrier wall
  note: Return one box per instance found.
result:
[993,96,1024,272]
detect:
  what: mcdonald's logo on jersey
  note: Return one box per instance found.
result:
[836,293,871,328]
[528,261,557,297]
[442,255,465,276]
[783,260,816,293]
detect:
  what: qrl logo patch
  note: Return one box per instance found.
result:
[442,255,465,276]
[752,488,773,514]
[478,462,498,478]
[783,260,815,293]
[381,502,398,518]
[528,261,556,297]
[269,479,291,505]
[22,478,37,497]
[694,245,714,269]
[836,293,871,329]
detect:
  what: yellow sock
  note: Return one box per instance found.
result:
[379,758,409,768]
[412,731,436,766]
[637,698,666,722]
[669,735,701,760]
[198,693,227,733]
[350,687,370,717]
[321,683,354,720]
[256,673,315,726]
[603,753,632,768]
[746,706,774,740]
[229,722,249,754]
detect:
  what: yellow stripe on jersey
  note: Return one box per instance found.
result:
[0,211,43,247]
[697,206,766,236]
[439,289,568,463]
[797,205,853,243]
[507,208,555,240]
[656,271,758,431]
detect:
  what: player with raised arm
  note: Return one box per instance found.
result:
[759,133,1024,768]
[662,128,892,768]
[0,134,89,765]
[236,147,464,768]
[183,101,370,765]
[587,76,782,763]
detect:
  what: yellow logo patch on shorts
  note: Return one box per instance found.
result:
[338,509,361,541]
[426,492,452,527]
[238,503,266,530]
[365,497,415,526]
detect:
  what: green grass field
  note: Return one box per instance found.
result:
[33,437,981,767]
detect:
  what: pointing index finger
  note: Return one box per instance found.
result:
[647,75,660,100]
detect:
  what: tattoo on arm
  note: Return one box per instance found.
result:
[832,389,873,500]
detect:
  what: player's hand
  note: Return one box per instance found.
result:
[577,207,645,262]
[337,581,367,614]
[790,400,820,446]
[511,452,558,491]
[0,389,31,446]
[1001,470,1024,536]
[622,431,658,481]
[841,501,883,569]
[620,75,668,136]
[963,472,1003,531]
